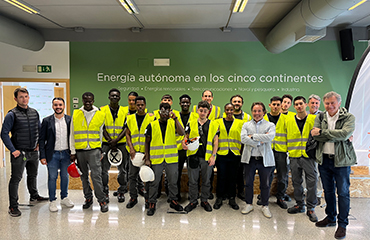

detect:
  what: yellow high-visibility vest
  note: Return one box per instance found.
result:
[215,118,243,156]
[176,112,199,150]
[187,119,218,161]
[264,113,287,152]
[149,119,178,165]
[222,111,251,122]
[193,104,221,120]
[101,105,127,144]
[126,113,155,153]
[286,114,316,158]
[73,109,105,150]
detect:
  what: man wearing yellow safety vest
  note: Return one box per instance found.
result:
[182,100,219,213]
[175,94,198,201]
[144,102,185,216]
[70,92,108,213]
[125,96,155,209]
[192,90,221,120]
[286,96,318,222]
[264,96,289,209]
[101,88,128,203]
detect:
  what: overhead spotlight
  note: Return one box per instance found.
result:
[4,0,40,14]
[119,0,139,14]
[233,0,248,13]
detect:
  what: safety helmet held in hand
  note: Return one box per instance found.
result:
[108,149,123,166]
[68,162,82,178]
[132,152,145,167]
[139,165,155,182]
[187,137,200,151]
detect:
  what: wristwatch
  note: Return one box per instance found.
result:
[319,129,322,135]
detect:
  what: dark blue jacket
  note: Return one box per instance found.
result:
[39,114,71,162]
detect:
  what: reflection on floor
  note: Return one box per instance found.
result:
[0,164,369,240]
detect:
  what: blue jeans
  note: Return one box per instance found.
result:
[318,155,351,228]
[47,150,70,202]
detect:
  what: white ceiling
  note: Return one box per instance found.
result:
[0,0,369,31]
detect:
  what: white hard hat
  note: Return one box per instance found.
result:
[139,165,155,182]
[132,152,145,167]
[107,149,123,166]
[187,137,200,151]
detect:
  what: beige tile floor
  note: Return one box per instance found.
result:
[0,163,369,240]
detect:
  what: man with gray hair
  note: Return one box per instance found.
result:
[311,91,356,239]
[307,94,322,115]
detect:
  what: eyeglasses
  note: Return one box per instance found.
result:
[198,124,204,136]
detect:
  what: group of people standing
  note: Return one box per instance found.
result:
[1,87,356,240]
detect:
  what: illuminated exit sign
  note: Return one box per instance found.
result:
[37,65,52,73]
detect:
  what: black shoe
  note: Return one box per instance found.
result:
[287,205,305,214]
[334,226,346,239]
[208,193,214,200]
[229,197,239,210]
[276,198,288,209]
[201,201,212,212]
[8,207,21,217]
[284,194,292,202]
[30,195,48,203]
[257,199,263,205]
[100,202,108,213]
[213,198,223,210]
[176,194,182,202]
[237,193,245,201]
[170,200,183,211]
[82,198,93,209]
[257,194,261,200]
[184,202,198,213]
[138,188,145,197]
[126,198,138,208]
[147,203,156,216]
[315,217,337,227]
[117,193,125,203]
[113,191,118,196]
[307,210,318,222]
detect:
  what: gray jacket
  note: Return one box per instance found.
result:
[313,107,356,167]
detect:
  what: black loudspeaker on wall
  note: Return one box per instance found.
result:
[339,28,355,61]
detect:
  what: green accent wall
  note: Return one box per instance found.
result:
[70,41,367,113]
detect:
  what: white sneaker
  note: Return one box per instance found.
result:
[61,197,74,208]
[241,204,254,214]
[262,206,272,218]
[49,201,58,212]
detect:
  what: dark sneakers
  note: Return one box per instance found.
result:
[334,226,346,239]
[126,198,138,208]
[184,202,198,213]
[287,205,306,214]
[170,200,184,211]
[307,210,318,222]
[315,217,337,227]
[83,198,93,209]
[201,201,212,212]
[208,193,214,200]
[8,207,21,217]
[147,203,156,216]
[117,193,125,203]
[276,199,288,209]
[100,202,109,213]
[29,195,48,203]
[284,194,292,202]
[213,198,223,209]
[229,198,239,210]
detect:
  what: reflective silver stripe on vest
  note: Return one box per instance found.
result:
[218,139,241,145]
[151,155,164,159]
[218,139,228,143]
[176,140,182,144]
[219,147,229,151]
[74,131,89,134]
[207,141,213,145]
[132,142,145,147]
[229,139,241,145]
[105,126,122,130]
[75,138,100,142]
[131,134,145,138]
[287,138,308,143]
[151,146,164,150]
[165,145,177,149]
[273,141,287,145]
[287,146,306,150]
[206,150,213,154]
[165,153,178,158]
[215,106,218,118]
[275,133,287,137]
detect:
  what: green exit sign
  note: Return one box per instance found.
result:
[37,65,52,73]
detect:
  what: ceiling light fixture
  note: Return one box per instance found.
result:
[119,0,139,14]
[4,0,40,14]
[349,0,367,10]
[233,0,248,13]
